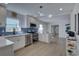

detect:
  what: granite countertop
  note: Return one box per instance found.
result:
[0,39,14,48]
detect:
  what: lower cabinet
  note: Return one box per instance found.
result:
[39,33,50,43]
[76,42,79,55]
[6,35,25,51]
[0,45,14,56]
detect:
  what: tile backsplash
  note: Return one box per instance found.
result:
[21,28,38,33]
[0,27,5,36]
[0,27,38,36]
[0,27,14,36]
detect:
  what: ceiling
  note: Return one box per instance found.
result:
[6,3,75,16]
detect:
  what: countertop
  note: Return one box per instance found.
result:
[0,33,30,48]
[0,38,14,48]
[4,33,30,37]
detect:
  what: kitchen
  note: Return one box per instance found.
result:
[0,3,77,56]
[0,4,50,56]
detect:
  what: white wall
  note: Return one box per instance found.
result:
[70,4,79,32]
[48,15,70,38]
[70,4,79,56]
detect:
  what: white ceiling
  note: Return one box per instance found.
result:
[6,3,75,22]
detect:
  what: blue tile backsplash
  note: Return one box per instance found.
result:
[0,27,38,36]
[21,28,38,33]
[0,27,17,36]
[0,27,5,36]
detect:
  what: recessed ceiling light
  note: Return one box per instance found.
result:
[48,14,53,18]
[59,8,63,11]
[38,12,44,16]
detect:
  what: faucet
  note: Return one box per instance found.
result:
[13,28,16,34]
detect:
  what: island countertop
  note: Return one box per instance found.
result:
[0,39,14,48]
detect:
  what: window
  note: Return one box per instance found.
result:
[6,17,21,32]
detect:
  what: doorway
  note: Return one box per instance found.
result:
[51,25,59,38]
[50,25,59,43]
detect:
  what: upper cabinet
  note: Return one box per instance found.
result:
[27,15,39,28]
[0,4,6,27]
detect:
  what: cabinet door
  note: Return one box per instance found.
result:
[76,36,79,55]
[14,36,25,50]
[6,36,25,50]
[76,42,79,55]
[0,45,14,56]
[5,37,17,50]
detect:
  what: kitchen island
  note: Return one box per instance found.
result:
[5,33,33,51]
[0,38,14,56]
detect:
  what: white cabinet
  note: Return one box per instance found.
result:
[6,35,25,50]
[76,43,79,55]
[39,33,50,43]
[14,36,25,50]
[76,35,79,55]
[0,45,14,56]
[66,36,77,56]
[0,39,14,56]
[66,39,77,56]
